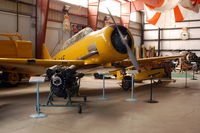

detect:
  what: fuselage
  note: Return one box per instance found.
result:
[53,25,134,65]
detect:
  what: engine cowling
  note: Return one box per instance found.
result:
[54,25,134,65]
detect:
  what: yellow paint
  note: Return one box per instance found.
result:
[53,26,132,65]
[114,68,165,81]
[0,27,184,84]
[116,70,123,80]
[134,68,165,80]
[0,33,32,58]
[41,44,52,59]
[0,33,33,84]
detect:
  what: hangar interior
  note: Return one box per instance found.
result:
[0,0,200,133]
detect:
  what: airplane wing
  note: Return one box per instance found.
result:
[0,58,85,75]
[78,55,184,73]
[113,55,184,68]
[0,55,183,75]
[138,55,183,63]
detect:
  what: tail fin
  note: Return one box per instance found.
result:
[41,44,52,59]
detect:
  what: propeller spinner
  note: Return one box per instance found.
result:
[107,8,141,73]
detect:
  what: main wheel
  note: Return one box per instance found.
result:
[121,76,131,91]
[4,72,21,86]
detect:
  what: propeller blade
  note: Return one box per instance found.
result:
[123,37,141,73]
[106,8,123,38]
[107,8,141,73]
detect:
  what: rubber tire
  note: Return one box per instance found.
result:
[122,76,132,91]
[4,72,21,87]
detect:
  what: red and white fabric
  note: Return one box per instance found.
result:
[180,0,199,13]
[144,0,199,28]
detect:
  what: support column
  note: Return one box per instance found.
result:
[158,28,161,56]
[140,11,144,57]
[36,0,49,58]
[88,0,100,31]
[16,0,19,32]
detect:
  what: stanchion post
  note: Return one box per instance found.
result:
[185,70,189,88]
[36,82,40,114]
[103,75,105,98]
[191,67,197,80]
[150,76,153,101]
[125,71,137,102]
[131,74,134,98]
[146,75,158,103]
[97,71,109,101]
[29,76,47,118]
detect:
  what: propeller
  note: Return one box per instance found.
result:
[107,8,141,73]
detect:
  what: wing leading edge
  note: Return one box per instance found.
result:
[0,58,85,75]
[114,55,184,68]
[0,55,184,75]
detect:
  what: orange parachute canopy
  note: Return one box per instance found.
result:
[144,0,199,28]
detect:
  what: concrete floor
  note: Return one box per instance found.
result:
[0,72,200,133]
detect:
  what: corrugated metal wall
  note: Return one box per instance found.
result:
[49,0,88,25]
[46,0,142,56]
[0,0,35,42]
[0,0,35,17]
[0,0,142,57]
[46,0,89,56]
[144,11,200,56]
[0,0,36,53]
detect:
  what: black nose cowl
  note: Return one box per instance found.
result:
[110,25,132,54]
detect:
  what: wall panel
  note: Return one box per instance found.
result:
[144,11,200,56]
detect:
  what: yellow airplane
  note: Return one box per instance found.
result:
[0,24,182,86]
[0,8,183,93]
[0,23,184,113]
[0,9,184,112]
[0,8,183,90]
